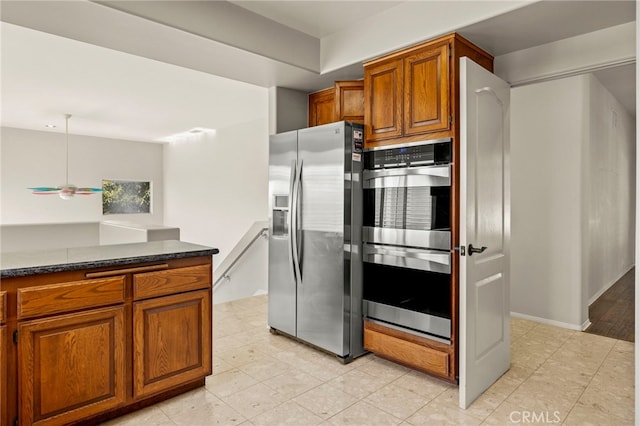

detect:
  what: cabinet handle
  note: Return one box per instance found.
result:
[85,263,169,278]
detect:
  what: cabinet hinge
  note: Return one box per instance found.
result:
[13,330,18,344]
[449,114,453,126]
[14,417,19,426]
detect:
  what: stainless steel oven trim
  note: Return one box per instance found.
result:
[363,164,450,179]
[363,227,450,251]
[363,243,451,274]
[364,300,451,341]
[363,137,452,152]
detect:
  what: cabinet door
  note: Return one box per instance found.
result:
[18,306,126,426]
[133,289,211,399]
[308,88,336,127]
[335,80,364,123]
[0,325,6,426]
[403,42,450,136]
[364,58,403,143]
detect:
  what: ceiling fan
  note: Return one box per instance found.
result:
[29,114,103,199]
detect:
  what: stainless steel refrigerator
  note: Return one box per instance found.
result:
[268,121,366,362]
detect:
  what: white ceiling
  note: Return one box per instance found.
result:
[0,0,635,143]
[229,1,404,38]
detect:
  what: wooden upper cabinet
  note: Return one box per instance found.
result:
[404,42,450,136]
[335,80,364,124]
[363,33,492,148]
[364,59,403,141]
[309,80,364,127]
[308,88,336,127]
[18,306,126,426]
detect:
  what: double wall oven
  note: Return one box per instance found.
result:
[362,138,453,343]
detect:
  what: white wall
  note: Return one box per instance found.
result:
[495,21,635,86]
[214,235,268,304]
[511,75,588,329]
[511,73,636,329]
[586,74,636,303]
[163,96,269,272]
[0,127,164,225]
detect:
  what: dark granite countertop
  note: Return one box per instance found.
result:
[0,240,219,278]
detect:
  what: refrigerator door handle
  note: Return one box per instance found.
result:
[292,159,303,284]
[288,159,298,285]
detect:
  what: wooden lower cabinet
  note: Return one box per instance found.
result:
[0,324,6,426]
[2,256,213,425]
[364,321,453,381]
[18,306,126,426]
[133,289,211,399]
[0,290,6,426]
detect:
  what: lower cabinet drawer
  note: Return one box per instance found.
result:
[133,264,211,300]
[364,321,450,378]
[17,276,125,319]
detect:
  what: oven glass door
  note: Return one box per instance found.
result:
[363,261,451,340]
[363,164,451,250]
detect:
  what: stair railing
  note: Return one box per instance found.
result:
[213,220,268,290]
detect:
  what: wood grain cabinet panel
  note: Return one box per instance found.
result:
[364,321,450,379]
[0,291,6,323]
[18,306,126,426]
[403,42,450,136]
[364,59,403,141]
[0,325,6,426]
[1,291,5,425]
[309,80,364,127]
[133,264,211,300]
[133,289,211,399]
[363,33,492,149]
[308,88,336,127]
[335,80,364,124]
[17,276,125,319]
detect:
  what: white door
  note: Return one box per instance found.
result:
[459,57,511,409]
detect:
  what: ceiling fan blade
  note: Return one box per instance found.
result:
[28,187,62,192]
[76,187,103,194]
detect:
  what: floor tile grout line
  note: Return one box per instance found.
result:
[472,323,577,424]
[561,336,623,424]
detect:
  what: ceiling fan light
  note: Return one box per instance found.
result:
[58,184,77,200]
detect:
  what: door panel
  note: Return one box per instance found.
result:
[309,88,336,127]
[459,57,511,409]
[268,131,298,336]
[365,59,403,142]
[133,290,211,399]
[297,123,347,356]
[18,306,126,425]
[404,42,450,136]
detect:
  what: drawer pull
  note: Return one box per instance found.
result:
[85,263,169,278]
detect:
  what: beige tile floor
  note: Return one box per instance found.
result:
[103,295,635,425]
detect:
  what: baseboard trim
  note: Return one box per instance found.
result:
[510,312,588,331]
[588,264,635,306]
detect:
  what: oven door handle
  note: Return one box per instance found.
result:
[363,164,450,180]
[363,244,451,274]
[363,165,451,188]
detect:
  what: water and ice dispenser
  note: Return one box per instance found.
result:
[271,195,289,236]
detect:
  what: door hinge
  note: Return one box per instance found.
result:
[449,114,453,126]
[454,246,466,256]
[13,330,18,344]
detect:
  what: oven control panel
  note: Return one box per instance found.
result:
[365,139,451,169]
